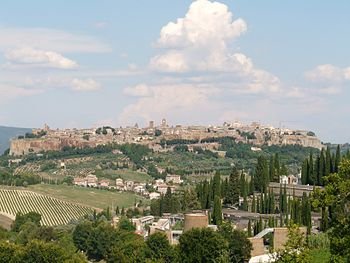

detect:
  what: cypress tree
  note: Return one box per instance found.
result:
[335,145,341,173]
[242,196,248,211]
[255,156,269,193]
[221,177,229,198]
[258,217,263,232]
[274,153,280,180]
[269,155,275,182]
[301,159,308,185]
[270,191,275,214]
[251,193,256,213]
[315,156,320,185]
[319,150,325,185]
[116,206,120,215]
[279,184,283,213]
[260,193,265,214]
[224,167,240,206]
[247,219,252,237]
[308,152,314,184]
[208,178,214,204]
[240,172,246,195]
[212,172,221,199]
[325,147,332,176]
[212,195,222,225]
[331,153,335,173]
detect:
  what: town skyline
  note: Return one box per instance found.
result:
[0,0,349,143]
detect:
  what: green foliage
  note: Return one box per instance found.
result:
[254,155,269,192]
[224,167,240,206]
[118,217,136,232]
[0,172,40,186]
[218,222,252,262]
[212,195,222,225]
[179,227,229,262]
[145,232,175,262]
[274,224,310,263]
[119,143,151,168]
[154,129,162,137]
[307,233,330,250]
[310,159,350,261]
[12,212,41,232]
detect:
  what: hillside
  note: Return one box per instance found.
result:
[0,188,92,226]
[0,126,31,155]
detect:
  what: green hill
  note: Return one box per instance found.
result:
[0,126,31,155]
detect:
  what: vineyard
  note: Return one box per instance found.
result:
[0,189,92,226]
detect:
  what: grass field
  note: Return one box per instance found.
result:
[26,184,144,210]
[309,248,331,263]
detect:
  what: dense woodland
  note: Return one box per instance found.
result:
[0,210,252,263]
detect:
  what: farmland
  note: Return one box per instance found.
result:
[26,184,144,210]
[0,188,92,226]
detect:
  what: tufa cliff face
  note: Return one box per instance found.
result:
[9,137,98,156]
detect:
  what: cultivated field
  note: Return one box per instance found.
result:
[0,188,92,226]
[27,184,144,210]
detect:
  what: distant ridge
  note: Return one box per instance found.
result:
[0,126,31,155]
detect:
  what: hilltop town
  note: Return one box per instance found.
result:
[9,119,322,156]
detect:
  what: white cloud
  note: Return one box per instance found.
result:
[304,64,350,95]
[148,0,280,95]
[0,26,111,53]
[305,64,345,82]
[150,0,247,73]
[120,83,218,124]
[5,47,78,69]
[0,84,43,104]
[71,78,101,91]
[156,0,247,49]
[123,84,152,97]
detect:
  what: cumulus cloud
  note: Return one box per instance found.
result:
[120,0,284,126]
[5,47,78,69]
[71,78,101,91]
[148,0,280,95]
[120,83,218,124]
[150,0,247,73]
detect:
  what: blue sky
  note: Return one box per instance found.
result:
[0,0,349,143]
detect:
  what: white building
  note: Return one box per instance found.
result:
[149,192,161,200]
[280,175,298,185]
[165,174,182,184]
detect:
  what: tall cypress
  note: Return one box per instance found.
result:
[270,191,275,214]
[308,152,314,184]
[212,171,221,199]
[301,159,308,185]
[319,150,325,185]
[335,145,341,173]
[325,147,332,176]
[212,195,222,225]
[255,156,269,193]
[224,167,240,206]
[247,219,252,237]
[269,155,275,182]
[315,156,320,186]
[251,193,256,213]
[274,153,280,180]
